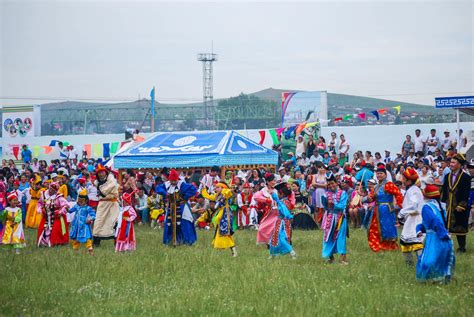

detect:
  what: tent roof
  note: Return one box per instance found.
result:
[113,130,278,169]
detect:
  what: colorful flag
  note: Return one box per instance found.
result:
[258,130,265,145]
[32,145,41,157]
[393,105,401,115]
[357,113,366,120]
[269,129,280,145]
[42,146,53,154]
[276,127,285,136]
[103,143,110,158]
[334,117,343,122]
[83,144,92,158]
[110,142,120,155]
[93,144,102,158]
[378,109,387,115]
[281,92,297,127]
[284,125,297,139]
[295,122,306,136]
[371,111,380,120]
[49,140,59,146]
[343,115,352,121]
[12,146,20,160]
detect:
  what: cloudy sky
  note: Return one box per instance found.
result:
[1,0,472,106]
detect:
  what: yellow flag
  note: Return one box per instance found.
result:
[93,144,102,158]
[32,145,41,157]
[393,106,401,115]
[305,122,318,128]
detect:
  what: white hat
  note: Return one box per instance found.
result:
[50,173,58,179]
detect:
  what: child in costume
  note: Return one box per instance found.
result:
[196,200,218,230]
[202,181,237,257]
[0,193,26,254]
[115,192,137,252]
[68,189,96,255]
[416,184,455,283]
[321,175,349,264]
[148,190,165,229]
[398,167,424,266]
[269,182,296,259]
[37,182,70,247]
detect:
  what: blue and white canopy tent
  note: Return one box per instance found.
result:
[113,130,278,174]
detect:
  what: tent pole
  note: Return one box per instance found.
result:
[456,109,461,151]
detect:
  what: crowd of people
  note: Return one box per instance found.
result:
[1,128,473,284]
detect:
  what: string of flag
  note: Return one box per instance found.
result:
[10,141,130,160]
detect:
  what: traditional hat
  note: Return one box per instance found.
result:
[7,192,18,201]
[168,169,180,181]
[77,177,87,184]
[215,182,229,189]
[122,192,132,205]
[13,180,20,187]
[342,175,353,188]
[368,179,377,185]
[452,153,466,165]
[402,167,419,181]
[264,172,275,182]
[422,184,441,199]
[34,174,42,184]
[78,189,88,198]
[95,164,108,174]
[467,159,474,169]
[242,182,251,189]
[50,172,58,179]
[49,182,60,191]
[376,166,387,174]
[278,166,286,172]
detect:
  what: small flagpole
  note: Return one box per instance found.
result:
[151,86,155,133]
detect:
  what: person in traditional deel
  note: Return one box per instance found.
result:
[155,169,198,246]
[441,153,471,253]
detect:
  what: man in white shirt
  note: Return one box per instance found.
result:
[297,152,310,169]
[425,129,439,154]
[441,130,456,153]
[406,151,416,164]
[383,150,392,164]
[67,145,79,160]
[309,149,323,164]
[199,166,221,193]
[339,134,350,156]
[413,129,426,154]
[277,166,290,182]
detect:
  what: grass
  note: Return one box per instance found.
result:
[0,226,473,316]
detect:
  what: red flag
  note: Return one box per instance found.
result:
[12,146,20,159]
[334,117,343,122]
[378,109,387,115]
[357,113,366,120]
[258,130,265,144]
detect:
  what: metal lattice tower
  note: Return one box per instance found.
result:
[197,53,218,128]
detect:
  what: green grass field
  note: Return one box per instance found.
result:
[1,227,473,316]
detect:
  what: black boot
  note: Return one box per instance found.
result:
[456,235,466,253]
[93,236,101,247]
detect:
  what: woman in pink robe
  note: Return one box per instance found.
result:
[255,173,278,245]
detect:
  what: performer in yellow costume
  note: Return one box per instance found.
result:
[1,193,26,254]
[202,182,237,257]
[25,175,45,229]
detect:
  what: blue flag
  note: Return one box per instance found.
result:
[150,87,155,118]
[103,143,110,158]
